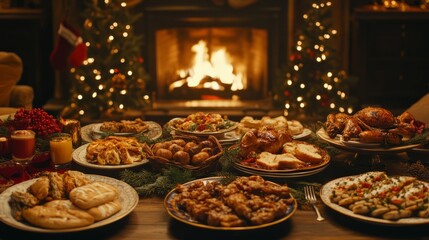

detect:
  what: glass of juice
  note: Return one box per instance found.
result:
[10,130,36,166]
[49,133,73,169]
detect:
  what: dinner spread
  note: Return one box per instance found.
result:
[328,171,429,221]
[8,171,122,229]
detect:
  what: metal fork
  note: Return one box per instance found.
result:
[304,185,325,222]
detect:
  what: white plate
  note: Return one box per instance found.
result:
[164,176,297,230]
[320,175,429,226]
[317,128,422,153]
[81,121,162,143]
[72,143,148,170]
[339,136,381,148]
[0,174,139,233]
[292,128,312,140]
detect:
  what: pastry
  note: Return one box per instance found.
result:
[22,206,94,229]
[69,182,119,210]
[87,199,122,221]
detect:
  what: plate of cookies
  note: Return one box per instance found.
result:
[0,171,139,233]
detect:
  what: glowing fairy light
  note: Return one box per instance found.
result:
[315,22,321,27]
[120,90,127,95]
[327,2,332,6]
[332,29,337,35]
[316,95,321,100]
[287,80,292,85]
[297,96,303,102]
[113,22,118,27]
[144,95,150,100]
[300,102,305,108]
[327,72,333,77]
[120,58,125,63]
[285,103,290,109]
[300,83,305,89]
[294,65,299,71]
[95,75,101,80]
[109,69,115,74]
[314,45,319,50]
[119,104,124,109]
[324,34,331,39]
[334,77,339,82]
[321,54,327,60]
[98,84,103,90]
[79,110,84,115]
[77,95,83,100]
[330,103,335,109]
[79,76,85,81]
[316,57,322,62]
[108,101,113,106]
[87,58,95,63]
[347,107,353,114]
[109,88,114,92]
[123,32,128,37]
[303,14,308,19]
[127,71,132,76]
[297,46,302,51]
[92,92,97,98]
[125,25,131,30]
[108,36,114,42]
[121,2,127,7]
[339,107,345,112]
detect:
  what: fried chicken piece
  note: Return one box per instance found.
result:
[342,118,363,141]
[62,170,92,196]
[29,176,49,200]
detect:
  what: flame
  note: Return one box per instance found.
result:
[173,40,244,91]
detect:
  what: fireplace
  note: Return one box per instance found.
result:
[138,0,288,111]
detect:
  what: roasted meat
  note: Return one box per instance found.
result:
[240,126,292,157]
[354,107,395,129]
[342,118,362,141]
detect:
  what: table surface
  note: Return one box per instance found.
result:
[1,151,429,240]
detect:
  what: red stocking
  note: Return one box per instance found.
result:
[50,21,82,70]
[69,42,87,68]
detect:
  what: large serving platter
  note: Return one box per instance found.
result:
[320,174,429,226]
[72,143,149,170]
[316,128,422,153]
[0,174,139,233]
[164,176,297,230]
[81,121,162,143]
[168,117,238,137]
[232,162,329,178]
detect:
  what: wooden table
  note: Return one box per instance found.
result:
[1,152,429,239]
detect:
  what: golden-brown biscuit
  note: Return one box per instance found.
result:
[69,182,119,210]
[44,199,80,211]
[87,199,122,221]
[29,176,49,200]
[22,206,94,229]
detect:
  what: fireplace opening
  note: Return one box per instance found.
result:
[138,1,287,110]
[156,27,267,101]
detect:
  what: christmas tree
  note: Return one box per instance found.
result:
[63,0,150,119]
[273,1,357,118]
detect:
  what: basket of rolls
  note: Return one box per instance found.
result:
[148,135,224,174]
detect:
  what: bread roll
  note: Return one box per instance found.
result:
[294,143,323,163]
[172,150,190,165]
[69,182,119,210]
[192,151,210,165]
[22,206,94,229]
[87,199,122,221]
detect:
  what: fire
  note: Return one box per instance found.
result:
[170,40,245,92]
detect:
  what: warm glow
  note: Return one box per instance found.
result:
[172,40,244,92]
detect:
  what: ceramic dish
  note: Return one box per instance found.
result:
[320,175,429,226]
[317,128,422,153]
[92,123,148,136]
[72,143,149,169]
[81,121,162,143]
[164,176,297,230]
[292,128,312,140]
[232,162,329,178]
[0,174,139,233]
[168,118,238,136]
